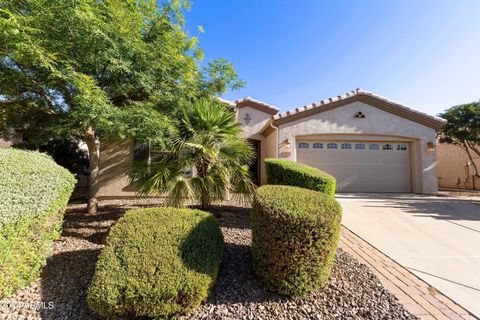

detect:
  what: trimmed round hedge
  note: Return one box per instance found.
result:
[251,185,342,296]
[0,148,76,299]
[87,207,223,319]
[264,158,336,196]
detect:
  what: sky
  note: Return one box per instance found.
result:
[184,0,480,116]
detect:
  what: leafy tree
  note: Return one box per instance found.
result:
[130,99,255,209]
[439,102,480,178]
[0,0,244,213]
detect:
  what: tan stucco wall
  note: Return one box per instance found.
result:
[235,105,274,185]
[97,139,136,198]
[437,143,480,190]
[0,137,12,148]
[236,106,272,140]
[261,128,277,184]
[0,130,21,148]
[276,101,438,194]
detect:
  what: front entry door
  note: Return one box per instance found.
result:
[248,139,261,185]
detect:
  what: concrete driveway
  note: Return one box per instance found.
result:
[337,194,480,317]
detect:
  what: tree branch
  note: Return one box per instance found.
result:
[466,140,480,157]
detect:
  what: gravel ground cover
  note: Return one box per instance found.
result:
[438,189,480,202]
[0,200,417,320]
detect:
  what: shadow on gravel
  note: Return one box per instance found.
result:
[205,242,282,306]
[62,207,125,245]
[39,249,101,320]
[208,205,251,229]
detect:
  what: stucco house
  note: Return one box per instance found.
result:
[97,89,446,198]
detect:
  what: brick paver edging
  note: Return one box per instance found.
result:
[339,226,477,320]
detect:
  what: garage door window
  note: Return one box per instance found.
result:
[313,143,323,149]
[369,144,380,150]
[383,144,393,150]
[397,144,407,151]
[341,143,352,150]
[355,143,366,150]
[327,143,337,149]
[298,142,309,149]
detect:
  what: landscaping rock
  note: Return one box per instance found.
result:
[0,201,417,320]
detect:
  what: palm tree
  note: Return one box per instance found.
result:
[131,99,255,208]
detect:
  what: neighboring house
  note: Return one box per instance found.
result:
[97,89,446,198]
[437,143,480,190]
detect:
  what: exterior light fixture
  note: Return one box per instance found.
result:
[426,142,435,152]
[284,138,291,150]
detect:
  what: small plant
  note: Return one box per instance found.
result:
[0,149,76,299]
[87,207,223,318]
[251,185,342,296]
[265,158,336,195]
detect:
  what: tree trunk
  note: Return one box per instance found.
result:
[463,141,480,178]
[85,127,100,214]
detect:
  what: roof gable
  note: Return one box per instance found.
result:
[273,89,446,129]
[235,97,279,115]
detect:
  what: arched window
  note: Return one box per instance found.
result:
[327,143,337,149]
[355,143,366,150]
[341,143,352,150]
[369,144,380,150]
[397,144,407,151]
[298,142,309,149]
[313,143,323,149]
[383,144,393,150]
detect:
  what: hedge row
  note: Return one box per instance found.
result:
[0,148,76,299]
[251,185,342,296]
[87,207,223,319]
[265,158,336,196]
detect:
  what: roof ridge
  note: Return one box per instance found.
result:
[234,96,280,111]
[274,89,445,124]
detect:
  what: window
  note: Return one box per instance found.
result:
[298,142,309,149]
[341,143,352,150]
[133,141,149,162]
[397,144,408,151]
[313,143,323,149]
[355,143,366,150]
[383,144,393,150]
[327,143,337,149]
[369,144,380,150]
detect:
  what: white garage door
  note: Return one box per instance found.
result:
[296,141,411,192]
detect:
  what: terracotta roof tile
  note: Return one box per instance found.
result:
[234,96,280,112]
[273,89,446,126]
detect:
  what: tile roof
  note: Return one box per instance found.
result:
[235,96,280,112]
[273,89,446,128]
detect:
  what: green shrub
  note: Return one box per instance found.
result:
[251,185,342,296]
[87,207,223,319]
[0,148,76,299]
[264,158,336,196]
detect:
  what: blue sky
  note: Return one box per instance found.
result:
[184,1,480,116]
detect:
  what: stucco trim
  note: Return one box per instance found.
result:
[259,119,276,137]
[273,90,446,130]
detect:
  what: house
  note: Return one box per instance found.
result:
[97,89,446,198]
[437,143,480,190]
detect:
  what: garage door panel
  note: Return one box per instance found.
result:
[297,140,411,193]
